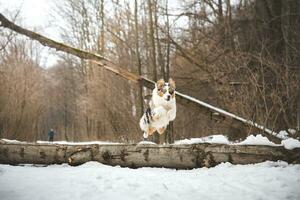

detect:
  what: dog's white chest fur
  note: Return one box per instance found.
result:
[151,88,176,123]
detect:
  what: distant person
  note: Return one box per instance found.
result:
[48,129,55,142]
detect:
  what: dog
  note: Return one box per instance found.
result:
[139,78,176,139]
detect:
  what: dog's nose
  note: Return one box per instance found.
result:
[167,95,171,100]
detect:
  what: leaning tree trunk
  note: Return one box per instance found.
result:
[0,141,299,169]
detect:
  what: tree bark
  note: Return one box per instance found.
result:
[134,0,144,117]
[147,0,160,144]
[165,0,170,80]
[154,1,165,79]
[99,0,105,54]
[147,0,158,82]
[0,140,299,168]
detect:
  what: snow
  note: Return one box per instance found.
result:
[277,130,290,139]
[0,139,121,145]
[174,138,204,145]
[208,135,230,144]
[138,141,157,145]
[0,139,27,144]
[175,134,300,150]
[175,135,229,145]
[237,134,300,150]
[281,138,300,150]
[0,161,299,200]
[2,133,300,149]
[288,129,297,135]
[237,134,279,146]
[36,140,121,145]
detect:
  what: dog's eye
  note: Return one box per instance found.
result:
[169,90,174,94]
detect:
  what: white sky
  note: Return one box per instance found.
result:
[0,0,55,35]
[0,0,60,67]
[0,0,187,67]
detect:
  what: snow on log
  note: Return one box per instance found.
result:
[0,141,299,169]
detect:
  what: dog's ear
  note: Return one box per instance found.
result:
[156,79,165,89]
[168,78,176,89]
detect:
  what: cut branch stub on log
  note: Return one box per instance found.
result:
[0,142,299,169]
[0,13,283,140]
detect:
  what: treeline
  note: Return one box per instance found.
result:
[0,0,299,142]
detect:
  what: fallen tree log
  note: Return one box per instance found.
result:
[0,141,299,169]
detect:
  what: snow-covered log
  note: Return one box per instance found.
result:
[0,141,299,168]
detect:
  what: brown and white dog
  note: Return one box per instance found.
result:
[139,78,176,139]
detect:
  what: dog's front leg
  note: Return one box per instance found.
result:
[167,108,176,121]
[143,127,156,139]
[152,106,166,121]
[143,132,148,139]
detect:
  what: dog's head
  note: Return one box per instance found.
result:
[156,78,176,101]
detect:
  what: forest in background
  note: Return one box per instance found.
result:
[0,0,299,143]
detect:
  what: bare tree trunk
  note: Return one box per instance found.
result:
[297,88,300,134]
[100,0,105,54]
[165,0,170,80]
[154,0,165,79]
[64,103,68,140]
[147,0,158,82]
[218,0,225,46]
[134,0,144,117]
[13,67,28,139]
[225,0,234,48]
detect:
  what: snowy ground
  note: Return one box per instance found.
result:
[0,161,300,200]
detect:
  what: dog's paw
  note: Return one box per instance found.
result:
[158,127,166,135]
[167,110,176,121]
[143,132,148,139]
[152,113,160,121]
[152,107,165,121]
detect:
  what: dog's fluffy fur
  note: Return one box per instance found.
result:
[139,78,176,139]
